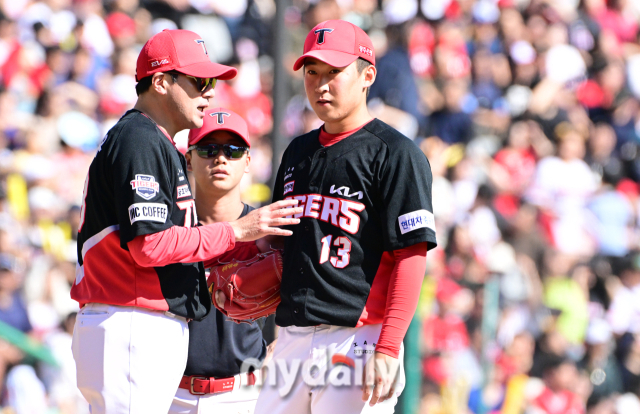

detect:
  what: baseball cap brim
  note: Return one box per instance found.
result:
[189,127,250,148]
[177,61,238,80]
[293,50,359,71]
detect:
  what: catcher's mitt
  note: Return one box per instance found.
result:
[208,249,283,323]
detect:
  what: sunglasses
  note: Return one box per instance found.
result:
[188,144,249,159]
[167,71,217,92]
[186,75,217,92]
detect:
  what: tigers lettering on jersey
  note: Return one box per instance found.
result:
[284,194,365,234]
[273,119,437,328]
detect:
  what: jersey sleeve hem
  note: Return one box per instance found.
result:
[384,234,437,252]
[119,222,174,250]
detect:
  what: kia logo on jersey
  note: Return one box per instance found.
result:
[210,111,231,124]
[330,185,363,200]
[314,28,334,44]
[130,174,160,200]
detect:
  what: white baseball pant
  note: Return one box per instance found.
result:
[71,303,189,414]
[254,323,405,414]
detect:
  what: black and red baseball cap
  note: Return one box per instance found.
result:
[136,29,238,82]
[188,108,250,148]
[293,20,375,71]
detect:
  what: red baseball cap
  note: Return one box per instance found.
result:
[188,108,250,148]
[293,20,375,71]
[136,29,238,82]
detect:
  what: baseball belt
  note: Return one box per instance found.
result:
[179,372,256,395]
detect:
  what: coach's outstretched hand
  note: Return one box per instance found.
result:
[229,199,301,242]
[362,351,400,406]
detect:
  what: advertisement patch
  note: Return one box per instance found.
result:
[283,181,294,195]
[128,203,168,224]
[358,44,373,57]
[398,209,435,234]
[177,184,191,199]
[130,174,160,200]
[149,56,171,69]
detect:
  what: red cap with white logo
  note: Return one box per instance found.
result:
[188,108,250,148]
[136,29,238,82]
[293,20,375,71]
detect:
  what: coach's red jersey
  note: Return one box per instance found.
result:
[71,109,211,320]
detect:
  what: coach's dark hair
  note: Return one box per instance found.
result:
[135,75,152,96]
[135,71,179,96]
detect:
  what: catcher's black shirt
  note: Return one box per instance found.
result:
[184,204,267,378]
[273,119,437,327]
[71,109,211,320]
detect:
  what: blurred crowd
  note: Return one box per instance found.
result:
[0,0,638,412]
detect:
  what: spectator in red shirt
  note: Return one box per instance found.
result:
[530,357,585,414]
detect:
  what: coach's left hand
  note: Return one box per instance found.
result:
[362,351,400,406]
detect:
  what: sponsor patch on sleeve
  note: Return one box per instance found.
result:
[130,174,159,200]
[128,203,168,224]
[398,210,435,235]
[283,181,294,195]
[177,184,191,199]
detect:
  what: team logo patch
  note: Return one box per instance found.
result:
[149,57,171,69]
[314,28,334,44]
[398,209,435,235]
[128,203,168,224]
[177,184,191,199]
[283,181,294,195]
[358,44,373,57]
[210,111,230,124]
[130,174,160,200]
[194,39,208,55]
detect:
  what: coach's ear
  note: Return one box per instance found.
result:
[244,154,251,174]
[185,151,193,172]
[151,72,170,95]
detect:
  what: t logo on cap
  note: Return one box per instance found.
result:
[135,30,237,82]
[210,111,231,124]
[293,20,375,71]
[194,39,208,55]
[314,28,334,44]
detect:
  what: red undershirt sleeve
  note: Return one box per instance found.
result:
[375,242,428,358]
[128,222,236,268]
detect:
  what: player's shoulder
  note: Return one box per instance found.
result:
[363,119,424,155]
[107,110,166,149]
[289,128,320,148]
[283,128,321,158]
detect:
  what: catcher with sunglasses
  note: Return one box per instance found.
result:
[167,108,271,414]
[71,30,301,414]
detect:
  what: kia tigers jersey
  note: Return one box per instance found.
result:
[273,118,437,327]
[71,109,211,320]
